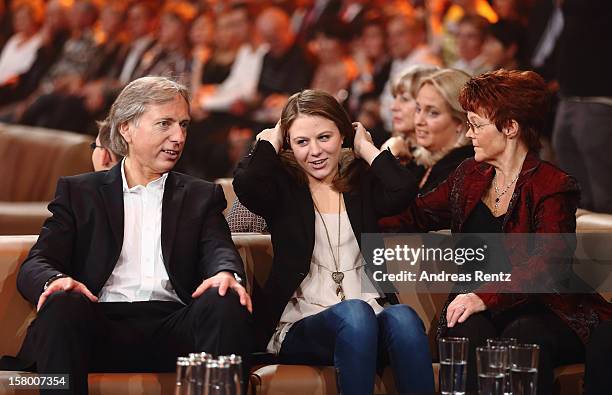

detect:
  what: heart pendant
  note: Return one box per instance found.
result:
[336,286,345,301]
[331,271,344,284]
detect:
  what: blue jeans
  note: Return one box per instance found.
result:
[278,300,434,394]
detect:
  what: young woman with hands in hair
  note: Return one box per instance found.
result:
[233,89,434,395]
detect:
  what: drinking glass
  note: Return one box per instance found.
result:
[218,355,242,395]
[477,346,507,395]
[438,337,469,395]
[175,357,190,395]
[509,344,539,395]
[486,338,517,394]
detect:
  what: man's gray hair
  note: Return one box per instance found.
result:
[98,76,190,157]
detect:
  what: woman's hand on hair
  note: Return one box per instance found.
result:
[381,136,413,163]
[256,121,283,154]
[353,122,380,165]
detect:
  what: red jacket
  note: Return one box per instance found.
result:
[381,152,612,343]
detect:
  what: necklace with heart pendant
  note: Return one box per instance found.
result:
[314,192,346,301]
[332,271,345,300]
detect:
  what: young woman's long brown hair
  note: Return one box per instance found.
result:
[278,89,366,193]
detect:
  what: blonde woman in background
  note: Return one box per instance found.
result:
[381,64,440,164]
[380,68,473,231]
[382,68,473,203]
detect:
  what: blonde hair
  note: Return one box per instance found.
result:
[392,64,440,99]
[413,68,471,167]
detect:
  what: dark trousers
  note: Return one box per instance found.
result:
[584,320,612,395]
[445,304,584,395]
[30,287,252,394]
[553,99,612,213]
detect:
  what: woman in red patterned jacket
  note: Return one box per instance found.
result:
[381,69,612,394]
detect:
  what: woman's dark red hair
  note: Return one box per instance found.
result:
[459,69,550,151]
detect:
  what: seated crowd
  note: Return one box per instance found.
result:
[1,0,610,214]
[1,1,612,395]
[0,0,547,177]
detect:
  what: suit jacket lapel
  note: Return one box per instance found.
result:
[99,163,124,254]
[161,172,185,273]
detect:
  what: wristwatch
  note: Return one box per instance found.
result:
[43,273,68,291]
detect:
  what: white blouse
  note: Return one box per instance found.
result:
[0,32,43,84]
[266,208,383,354]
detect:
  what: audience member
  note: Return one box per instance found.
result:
[191,9,243,101]
[524,0,562,82]
[76,1,159,127]
[15,2,127,134]
[37,0,98,94]
[348,13,390,117]
[193,3,265,115]
[188,13,214,92]
[15,1,100,131]
[13,1,155,134]
[250,6,315,127]
[404,68,473,189]
[380,64,439,165]
[438,0,498,66]
[481,19,523,71]
[310,18,357,102]
[179,9,245,180]
[450,14,489,75]
[131,1,194,85]
[112,1,158,85]
[552,0,612,213]
[355,91,388,147]
[380,68,473,230]
[291,0,341,44]
[180,4,264,180]
[0,0,68,109]
[379,12,441,132]
[83,1,127,82]
[0,0,45,85]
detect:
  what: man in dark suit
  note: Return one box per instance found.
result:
[12,76,252,394]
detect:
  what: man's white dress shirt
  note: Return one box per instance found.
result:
[99,160,182,303]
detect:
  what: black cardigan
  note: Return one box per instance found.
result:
[233,140,418,349]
